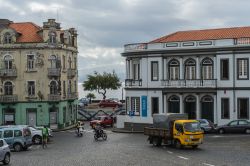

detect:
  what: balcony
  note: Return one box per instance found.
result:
[48,68,61,77]
[125,79,142,87]
[0,68,17,78]
[67,69,76,78]
[0,95,18,103]
[124,43,147,52]
[161,79,217,88]
[67,92,78,100]
[48,94,61,101]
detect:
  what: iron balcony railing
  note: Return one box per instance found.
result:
[125,79,142,87]
[67,69,76,78]
[67,92,78,100]
[48,68,61,77]
[0,68,17,77]
[0,95,18,103]
[161,79,217,88]
[48,94,61,101]
[124,43,147,52]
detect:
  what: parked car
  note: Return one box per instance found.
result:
[98,99,122,108]
[0,126,32,152]
[197,119,216,133]
[216,120,250,134]
[33,126,53,138]
[78,98,90,107]
[90,116,113,128]
[0,139,10,165]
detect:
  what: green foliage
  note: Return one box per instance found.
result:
[83,71,121,99]
[86,93,96,103]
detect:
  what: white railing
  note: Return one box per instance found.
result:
[161,79,217,88]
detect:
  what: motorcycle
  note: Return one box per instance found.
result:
[75,126,84,137]
[94,128,107,141]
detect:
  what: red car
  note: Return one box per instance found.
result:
[90,116,113,128]
[98,99,122,108]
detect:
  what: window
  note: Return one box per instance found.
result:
[238,98,249,119]
[221,59,229,80]
[4,81,13,95]
[131,97,140,115]
[202,58,213,80]
[132,60,140,80]
[63,55,66,69]
[0,140,3,147]
[228,121,238,126]
[221,98,230,119]
[68,80,72,94]
[3,130,13,138]
[14,130,22,137]
[4,55,13,69]
[0,131,2,138]
[49,32,56,43]
[169,59,179,80]
[239,120,248,125]
[50,81,58,94]
[28,81,35,96]
[27,54,35,70]
[151,61,159,81]
[50,55,57,68]
[237,59,249,79]
[4,32,12,44]
[185,58,196,80]
[126,97,130,114]
[63,81,66,96]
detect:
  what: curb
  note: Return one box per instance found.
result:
[112,128,143,134]
[52,125,76,132]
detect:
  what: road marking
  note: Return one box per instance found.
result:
[203,163,215,166]
[177,156,189,160]
[167,151,173,154]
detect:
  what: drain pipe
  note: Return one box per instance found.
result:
[233,52,236,119]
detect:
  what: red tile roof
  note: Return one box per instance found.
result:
[9,22,43,43]
[150,26,250,43]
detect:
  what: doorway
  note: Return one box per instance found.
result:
[184,96,196,119]
[151,97,159,115]
[201,96,214,122]
[27,109,37,126]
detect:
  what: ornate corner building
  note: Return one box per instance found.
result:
[0,19,78,129]
[121,26,250,129]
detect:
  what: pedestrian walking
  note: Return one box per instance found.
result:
[42,125,49,148]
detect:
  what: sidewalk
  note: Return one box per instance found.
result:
[52,125,76,132]
[112,127,143,133]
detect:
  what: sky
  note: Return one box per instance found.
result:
[1,0,250,82]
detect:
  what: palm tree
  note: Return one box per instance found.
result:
[86,93,96,104]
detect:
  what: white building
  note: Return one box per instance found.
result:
[119,27,250,130]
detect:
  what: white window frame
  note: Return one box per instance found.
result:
[237,58,249,80]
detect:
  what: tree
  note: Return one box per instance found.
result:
[83,71,121,99]
[86,93,96,103]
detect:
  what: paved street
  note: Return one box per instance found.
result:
[7,125,250,166]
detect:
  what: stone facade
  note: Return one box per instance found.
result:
[0,19,78,129]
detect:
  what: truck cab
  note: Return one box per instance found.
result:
[173,120,203,148]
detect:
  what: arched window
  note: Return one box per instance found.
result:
[4,55,13,69]
[49,32,56,44]
[185,58,196,80]
[50,81,58,94]
[201,95,213,102]
[169,59,180,80]
[185,95,196,102]
[201,58,213,80]
[4,81,13,95]
[4,32,12,44]
[168,95,180,113]
[49,55,57,68]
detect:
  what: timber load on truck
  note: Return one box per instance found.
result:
[144,113,204,149]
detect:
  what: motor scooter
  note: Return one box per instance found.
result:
[75,126,84,137]
[94,128,107,140]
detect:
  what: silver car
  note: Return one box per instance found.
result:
[0,139,10,165]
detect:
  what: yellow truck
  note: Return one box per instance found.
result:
[144,113,204,149]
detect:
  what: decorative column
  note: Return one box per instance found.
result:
[129,60,133,79]
[180,94,184,113]
[163,95,167,113]
[180,57,183,79]
[163,58,167,80]
[196,94,200,119]
[196,56,200,79]
[213,94,217,124]
[213,56,217,79]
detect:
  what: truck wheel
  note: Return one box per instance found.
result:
[175,140,182,149]
[152,137,162,147]
[13,143,22,152]
[192,145,198,149]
